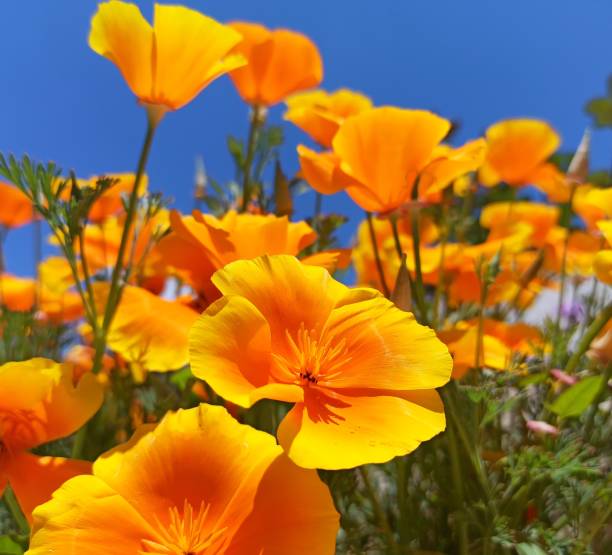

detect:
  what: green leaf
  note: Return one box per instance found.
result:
[519,373,548,387]
[549,375,605,418]
[227,136,244,169]
[516,543,547,555]
[0,536,23,555]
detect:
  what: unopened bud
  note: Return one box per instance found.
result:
[391,253,413,312]
[567,128,590,184]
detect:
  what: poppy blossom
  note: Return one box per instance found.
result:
[228,22,323,106]
[0,358,103,521]
[189,255,451,469]
[94,283,199,374]
[89,1,244,116]
[298,107,485,213]
[157,210,348,303]
[28,404,339,554]
[0,182,35,229]
[479,118,561,188]
[285,88,372,148]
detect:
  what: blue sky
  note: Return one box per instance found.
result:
[1,0,610,277]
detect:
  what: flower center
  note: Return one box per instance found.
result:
[141,501,227,555]
[273,323,349,386]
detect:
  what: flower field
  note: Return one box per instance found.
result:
[0,2,610,554]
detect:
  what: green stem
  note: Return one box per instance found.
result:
[446,423,470,555]
[442,383,492,505]
[240,105,264,212]
[3,486,29,536]
[552,184,577,365]
[98,117,157,372]
[409,181,428,325]
[366,212,390,297]
[570,502,612,555]
[565,302,612,374]
[359,466,400,555]
[313,192,322,250]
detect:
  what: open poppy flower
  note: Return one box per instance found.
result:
[573,184,612,230]
[0,358,103,521]
[228,22,323,107]
[479,118,561,188]
[157,209,347,304]
[593,220,612,284]
[89,1,244,116]
[189,255,451,469]
[0,182,35,228]
[28,404,339,554]
[298,107,485,213]
[285,88,372,148]
[94,283,199,375]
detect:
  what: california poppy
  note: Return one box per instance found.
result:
[28,404,339,554]
[89,1,244,116]
[0,181,35,228]
[228,22,323,107]
[479,118,561,188]
[157,209,347,303]
[298,107,485,213]
[94,283,199,374]
[189,255,451,469]
[285,88,372,148]
[0,358,103,521]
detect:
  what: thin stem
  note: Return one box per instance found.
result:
[366,212,390,297]
[446,423,470,555]
[409,181,428,324]
[359,466,400,555]
[3,486,29,536]
[390,215,403,261]
[552,184,577,365]
[314,192,322,250]
[241,105,264,212]
[98,118,157,373]
[565,302,612,374]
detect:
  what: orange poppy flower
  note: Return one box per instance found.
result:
[0,358,103,521]
[189,255,451,469]
[479,118,560,188]
[0,181,35,228]
[0,274,84,323]
[593,221,612,284]
[89,1,244,116]
[94,284,199,374]
[157,210,324,302]
[573,184,612,230]
[28,404,339,554]
[285,88,372,148]
[228,22,323,107]
[480,201,560,247]
[298,107,484,212]
[439,320,541,379]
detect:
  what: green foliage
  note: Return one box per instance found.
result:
[585,76,612,128]
[549,375,606,418]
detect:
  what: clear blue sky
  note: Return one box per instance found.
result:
[1,0,610,277]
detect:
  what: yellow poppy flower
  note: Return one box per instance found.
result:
[0,359,103,521]
[228,22,323,107]
[28,404,339,554]
[94,283,199,373]
[479,118,560,187]
[189,255,451,469]
[285,88,372,148]
[89,1,244,115]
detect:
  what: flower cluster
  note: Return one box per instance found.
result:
[0,2,610,554]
